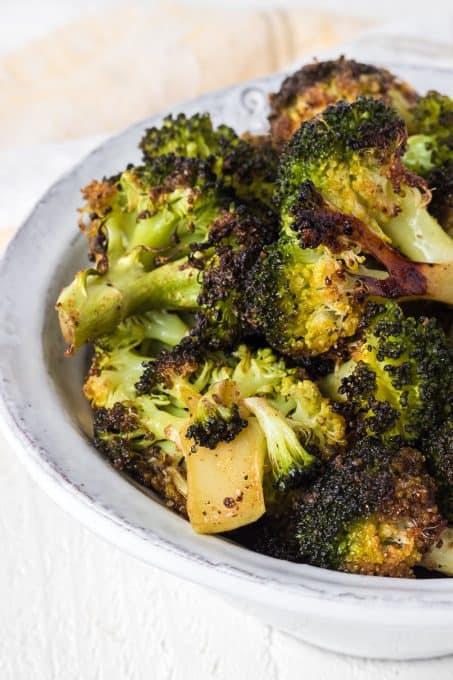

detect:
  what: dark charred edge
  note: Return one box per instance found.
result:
[427,163,453,232]
[136,154,219,196]
[185,405,248,450]
[269,56,418,140]
[288,181,429,299]
[94,404,187,516]
[135,343,201,395]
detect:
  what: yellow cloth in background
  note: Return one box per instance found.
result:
[0,2,371,148]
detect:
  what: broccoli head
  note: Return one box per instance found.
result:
[137,342,345,489]
[249,438,442,576]
[277,97,453,265]
[269,57,418,142]
[296,439,443,576]
[94,402,188,516]
[247,182,453,358]
[79,155,222,273]
[321,302,453,443]
[58,174,277,353]
[140,112,279,207]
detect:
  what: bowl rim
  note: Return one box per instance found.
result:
[2,65,453,616]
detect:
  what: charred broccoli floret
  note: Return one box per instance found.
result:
[137,342,345,488]
[249,438,442,576]
[247,181,453,358]
[57,171,276,352]
[86,312,191,515]
[78,156,221,273]
[269,57,418,142]
[140,112,279,206]
[278,97,453,265]
[295,439,443,575]
[404,91,453,177]
[84,310,189,408]
[321,302,452,443]
[246,233,366,357]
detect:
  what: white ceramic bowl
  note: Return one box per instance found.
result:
[1,61,453,661]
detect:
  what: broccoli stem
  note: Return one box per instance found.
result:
[57,256,200,353]
[383,190,453,263]
[243,396,315,491]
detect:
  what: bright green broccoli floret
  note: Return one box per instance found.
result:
[86,312,191,515]
[321,302,453,443]
[243,396,317,492]
[79,156,222,273]
[404,91,453,176]
[278,97,453,264]
[140,113,279,207]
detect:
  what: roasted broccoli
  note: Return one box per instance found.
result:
[248,437,443,576]
[321,302,452,443]
[137,343,345,490]
[404,91,453,177]
[86,311,191,515]
[269,57,418,142]
[140,112,279,206]
[247,180,453,359]
[278,97,453,265]
[57,171,276,353]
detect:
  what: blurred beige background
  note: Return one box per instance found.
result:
[0,2,371,149]
[0,0,375,245]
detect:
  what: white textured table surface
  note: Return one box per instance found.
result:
[2,3,453,678]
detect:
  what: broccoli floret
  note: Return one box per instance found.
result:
[246,182,453,358]
[250,438,442,576]
[140,113,279,206]
[137,343,345,470]
[269,57,418,142]
[246,234,366,357]
[135,344,244,451]
[321,302,452,443]
[84,311,189,408]
[94,402,188,516]
[79,156,221,273]
[85,313,192,515]
[186,379,248,449]
[296,439,442,575]
[421,417,453,521]
[404,91,453,177]
[57,177,277,352]
[278,97,453,264]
